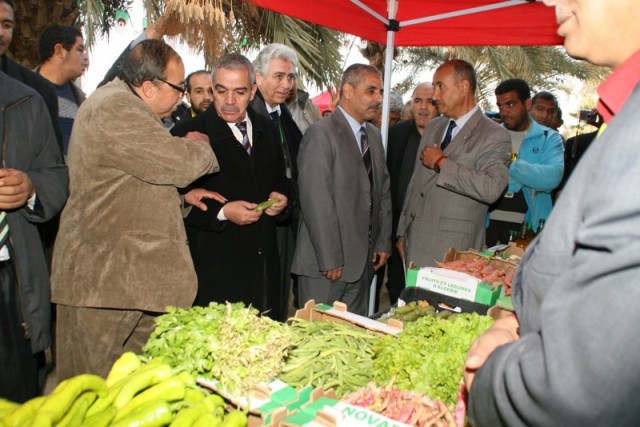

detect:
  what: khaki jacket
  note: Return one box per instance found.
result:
[51,79,219,312]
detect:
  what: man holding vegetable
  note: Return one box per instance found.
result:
[465,0,640,425]
[171,53,290,320]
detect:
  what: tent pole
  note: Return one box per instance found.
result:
[368,5,397,316]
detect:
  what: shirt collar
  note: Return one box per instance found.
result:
[266,103,281,116]
[597,48,640,124]
[338,106,367,142]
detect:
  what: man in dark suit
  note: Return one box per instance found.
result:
[385,82,438,304]
[292,64,392,316]
[251,43,303,318]
[397,59,511,269]
[171,54,290,321]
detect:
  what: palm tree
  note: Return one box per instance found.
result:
[392,46,608,109]
[9,0,344,91]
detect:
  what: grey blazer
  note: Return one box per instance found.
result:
[469,85,640,426]
[292,108,392,282]
[397,108,511,267]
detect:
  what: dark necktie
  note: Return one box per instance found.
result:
[360,126,373,187]
[440,120,457,150]
[236,121,251,155]
[0,211,8,248]
[270,110,293,179]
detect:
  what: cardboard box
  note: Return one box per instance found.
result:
[294,300,403,336]
[405,248,518,310]
[280,398,410,427]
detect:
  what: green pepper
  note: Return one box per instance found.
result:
[106,352,142,388]
[109,400,173,427]
[219,410,248,427]
[112,363,173,409]
[55,391,97,427]
[113,376,185,421]
[255,198,281,212]
[32,374,106,426]
[169,394,224,427]
[182,388,205,405]
[193,412,223,427]
[87,359,164,417]
[80,406,117,427]
[0,398,19,411]
[1,396,45,427]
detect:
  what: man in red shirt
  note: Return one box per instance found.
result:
[465,1,640,425]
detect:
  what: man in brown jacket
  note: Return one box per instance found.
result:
[51,40,219,380]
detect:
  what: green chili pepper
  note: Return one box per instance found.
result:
[105,352,142,388]
[113,363,173,409]
[113,376,185,422]
[55,391,97,427]
[109,400,173,427]
[219,410,248,427]
[80,406,117,427]
[1,396,45,427]
[32,375,106,425]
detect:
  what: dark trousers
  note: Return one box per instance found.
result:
[385,242,406,306]
[0,259,42,403]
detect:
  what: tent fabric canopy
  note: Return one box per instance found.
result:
[249,0,563,47]
[311,91,337,113]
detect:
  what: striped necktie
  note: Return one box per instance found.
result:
[236,121,251,155]
[360,126,372,187]
[0,211,9,248]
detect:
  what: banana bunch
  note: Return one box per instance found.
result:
[0,353,247,427]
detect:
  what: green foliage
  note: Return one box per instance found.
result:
[373,313,493,406]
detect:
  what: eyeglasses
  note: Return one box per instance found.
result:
[156,78,186,95]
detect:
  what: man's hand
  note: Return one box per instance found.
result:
[396,236,405,262]
[223,200,261,225]
[464,314,520,390]
[184,131,209,143]
[263,192,288,217]
[420,144,445,169]
[372,251,390,271]
[184,188,227,212]
[322,266,343,282]
[0,169,35,210]
[145,16,181,39]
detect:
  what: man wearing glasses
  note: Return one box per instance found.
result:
[51,39,219,380]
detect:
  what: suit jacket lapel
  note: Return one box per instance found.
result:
[333,109,364,165]
[443,108,484,154]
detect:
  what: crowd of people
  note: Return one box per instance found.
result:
[2,0,639,424]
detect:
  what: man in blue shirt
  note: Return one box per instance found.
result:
[486,78,564,246]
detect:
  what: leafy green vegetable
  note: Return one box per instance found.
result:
[143,302,294,396]
[373,313,493,406]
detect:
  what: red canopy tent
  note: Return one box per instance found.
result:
[249,0,562,142]
[311,90,338,113]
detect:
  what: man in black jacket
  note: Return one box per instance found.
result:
[251,44,303,318]
[385,82,438,303]
[171,54,290,321]
[0,0,62,150]
[0,71,68,402]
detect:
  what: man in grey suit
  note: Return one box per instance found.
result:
[292,64,392,316]
[396,59,511,269]
[465,0,640,425]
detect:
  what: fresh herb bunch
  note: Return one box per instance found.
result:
[143,302,295,396]
[373,313,493,406]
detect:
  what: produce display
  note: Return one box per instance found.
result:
[279,318,380,398]
[143,302,295,396]
[437,258,515,295]
[378,300,437,323]
[373,313,493,407]
[343,382,456,427]
[0,353,247,427]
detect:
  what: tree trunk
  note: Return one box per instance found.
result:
[9,0,79,68]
